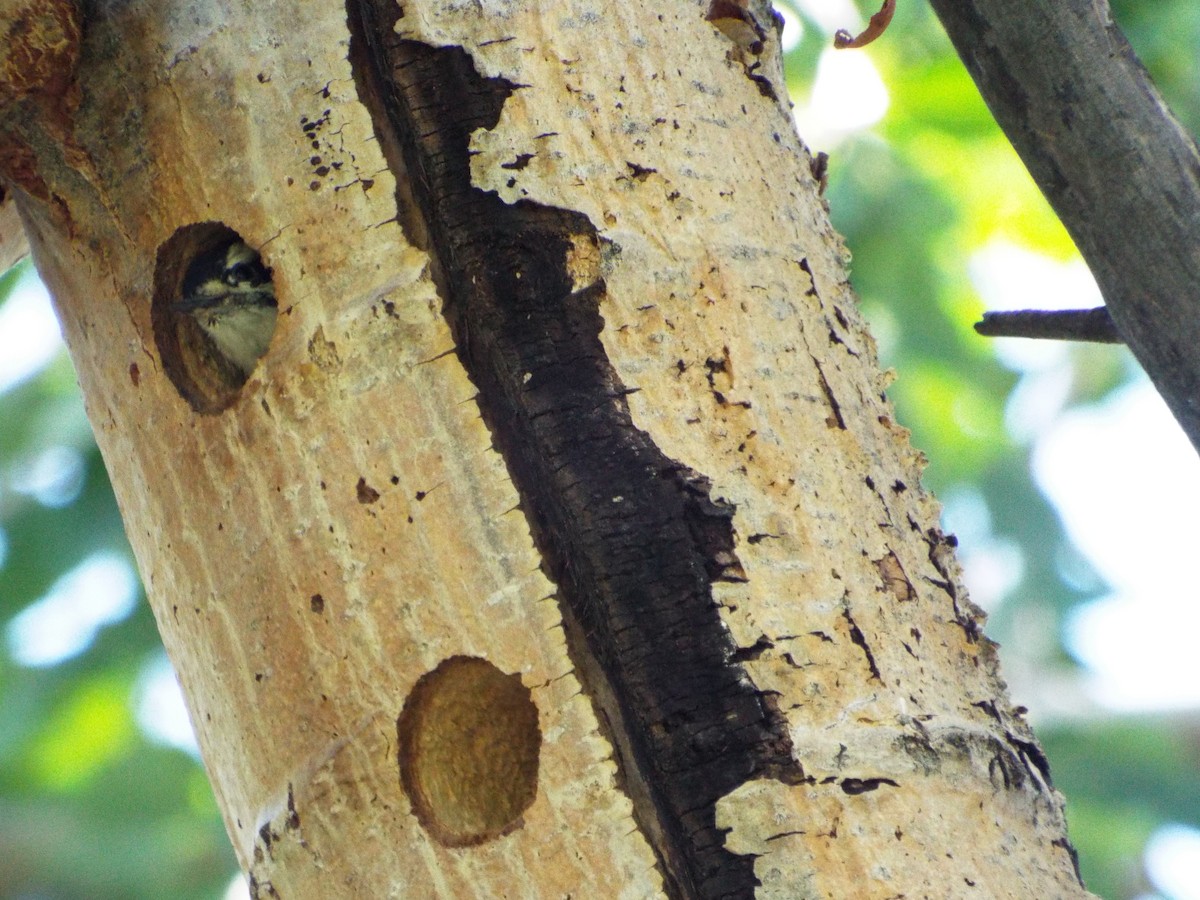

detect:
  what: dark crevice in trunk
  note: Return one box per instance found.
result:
[346,4,803,896]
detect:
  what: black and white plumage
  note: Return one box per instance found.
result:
[175,238,277,375]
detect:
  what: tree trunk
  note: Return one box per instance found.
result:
[1,0,1090,896]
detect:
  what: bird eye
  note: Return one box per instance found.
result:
[157,227,279,413]
[225,262,252,285]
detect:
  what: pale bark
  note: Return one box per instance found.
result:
[1,0,1088,897]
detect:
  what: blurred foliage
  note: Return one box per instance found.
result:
[1,3,1199,898]
[0,261,237,898]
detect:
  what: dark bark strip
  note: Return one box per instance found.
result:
[346,2,802,896]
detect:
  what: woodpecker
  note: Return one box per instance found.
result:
[175,238,277,374]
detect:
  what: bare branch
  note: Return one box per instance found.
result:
[974,307,1122,343]
[929,0,1200,453]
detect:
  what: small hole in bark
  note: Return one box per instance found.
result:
[153,222,277,414]
[397,656,541,847]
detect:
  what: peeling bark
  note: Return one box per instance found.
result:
[346,9,801,892]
